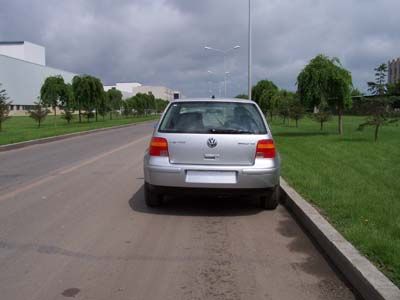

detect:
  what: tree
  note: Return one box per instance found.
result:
[97,90,109,120]
[326,58,353,135]
[72,75,104,122]
[61,83,75,124]
[252,80,279,116]
[82,79,95,122]
[252,80,278,103]
[297,54,353,134]
[258,90,269,115]
[277,94,293,125]
[387,80,400,96]
[367,64,387,96]
[106,88,123,119]
[29,100,50,128]
[78,76,95,122]
[90,76,104,122]
[61,110,74,124]
[155,98,168,113]
[358,97,399,141]
[40,75,67,122]
[311,103,332,131]
[274,91,305,127]
[270,90,293,121]
[297,55,332,109]
[142,92,156,114]
[72,76,84,122]
[131,93,147,115]
[0,84,12,131]
[121,100,132,117]
[62,83,74,110]
[289,98,305,127]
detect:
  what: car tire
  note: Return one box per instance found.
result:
[260,185,280,210]
[144,183,162,207]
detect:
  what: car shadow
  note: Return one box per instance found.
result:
[129,185,264,217]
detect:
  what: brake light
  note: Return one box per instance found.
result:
[149,137,169,157]
[256,139,276,158]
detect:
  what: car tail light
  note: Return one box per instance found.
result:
[149,137,169,157]
[256,139,276,158]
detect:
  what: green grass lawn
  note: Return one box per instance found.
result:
[271,115,400,286]
[0,114,159,145]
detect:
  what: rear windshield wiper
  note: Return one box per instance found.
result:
[208,128,254,134]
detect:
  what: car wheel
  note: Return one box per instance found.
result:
[144,183,162,207]
[260,185,280,210]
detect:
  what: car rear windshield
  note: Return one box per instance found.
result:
[158,101,267,134]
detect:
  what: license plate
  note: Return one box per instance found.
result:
[185,170,237,184]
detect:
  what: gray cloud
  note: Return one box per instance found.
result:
[0,0,398,97]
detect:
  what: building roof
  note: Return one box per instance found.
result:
[0,41,25,45]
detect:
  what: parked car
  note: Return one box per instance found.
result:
[143,98,281,209]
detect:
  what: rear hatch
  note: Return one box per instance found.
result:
[166,133,263,166]
[157,101,268,166]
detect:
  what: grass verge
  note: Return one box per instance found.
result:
[271,115,400,287]
[0,115,159,145]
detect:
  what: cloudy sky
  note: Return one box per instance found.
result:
[1,0,399,97]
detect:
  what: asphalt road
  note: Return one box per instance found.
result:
[0,122,356,300]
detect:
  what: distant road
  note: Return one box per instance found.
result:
[0,122,355,300]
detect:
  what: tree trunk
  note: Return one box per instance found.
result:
[79,107,82,123]
[38,119,41,128]
[374,125,380,142]
[296,119,298,128]
[95,110,98,122]
[320,121,323,131]
[338,106,343,135]
[0,121,2,131]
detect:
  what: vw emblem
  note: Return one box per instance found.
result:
[207,137,217,148]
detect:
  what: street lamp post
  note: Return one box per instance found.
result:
[224,71,230,96]
[204,45,240,97]
[248,0,252,100]
[207,70,216,97]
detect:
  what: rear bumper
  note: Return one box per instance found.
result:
[143,154,280,189]
[146,184,276,197]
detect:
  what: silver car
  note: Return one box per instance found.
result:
[143,98,281,209]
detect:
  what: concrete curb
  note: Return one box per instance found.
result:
[280,178,400,300]
[0,120,156,152]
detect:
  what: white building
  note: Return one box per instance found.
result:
[104,82,141,93]
[388,58,400,84]
[132,85,181,101]
[0,41,77,116]
[105,82,181,101]
[104,82,142,100]
[0,41,45,66]
[116,82,141,93]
